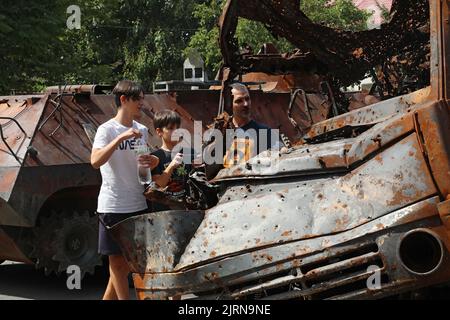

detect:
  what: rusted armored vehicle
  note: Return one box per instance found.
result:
[0,85,123,276]
[110,0,450,299]
[0,69,322,275]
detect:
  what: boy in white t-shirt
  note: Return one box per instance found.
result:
[91,80,159,300]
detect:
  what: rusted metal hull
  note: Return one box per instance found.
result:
[0,88,307,267]
[0,89,302,226]
[112,197,450,300]
[111,210,205,274]
[110,96,450,300]
[106,0,450,300]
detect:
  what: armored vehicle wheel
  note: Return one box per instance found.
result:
[30,210,102,278]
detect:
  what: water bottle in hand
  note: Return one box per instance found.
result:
[135,140,152,185]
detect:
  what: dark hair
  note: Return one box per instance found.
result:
[112,80,144,107]
[153,110,181,130]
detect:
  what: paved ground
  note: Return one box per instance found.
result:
[0,260,136,300]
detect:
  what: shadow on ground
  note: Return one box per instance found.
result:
[0,261,136,300]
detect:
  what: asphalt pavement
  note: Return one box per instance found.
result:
[0,260,136,300]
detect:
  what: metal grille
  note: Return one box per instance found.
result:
[226,242,388,300]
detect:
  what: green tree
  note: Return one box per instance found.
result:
[60,1,125,85]
[1,0,204,94]
[0,0,70,94]
[0,0,372,95]
[301,0,371,31]
[185,0,294,79]
[116,0,203,88]
[184,0,223,78]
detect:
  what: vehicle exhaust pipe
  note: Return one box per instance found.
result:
[398,229,444,275]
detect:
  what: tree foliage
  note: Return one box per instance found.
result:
[1,0,372,94]
[0,0,69,93]
[300,0,371,31]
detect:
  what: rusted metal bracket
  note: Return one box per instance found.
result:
[38,84,69,136]
[438,198,450,230]
[320,81,338,117]
[412,110,448,202]
[0,116,28,164]
[412,111,427,155]
[287,88,312,135]
[218,67,234,116]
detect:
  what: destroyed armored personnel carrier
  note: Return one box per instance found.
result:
[109,0,450,299]
[0,71,319,276]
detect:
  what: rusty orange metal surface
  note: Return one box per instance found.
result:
[438,199,450,231]
[415,102,450,198]
[0,0,449,300]
[0,95,47,167]
[104,0,450,300]
[0,228,32,263]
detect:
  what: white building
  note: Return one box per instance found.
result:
[183,51,207,83]
[353,0,393,29]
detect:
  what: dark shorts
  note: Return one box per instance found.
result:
[97,210,147,256]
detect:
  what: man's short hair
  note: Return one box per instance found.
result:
[229,82,249,94]
[112,80,144,107]
[153,110,181,130]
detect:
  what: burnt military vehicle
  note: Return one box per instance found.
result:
[0,2,334,278]
[0,67,325,276]
[109,0,450,299]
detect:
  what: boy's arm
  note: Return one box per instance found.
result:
[152,167,176,189]
[91,128,141,169]
[152,153,183,188]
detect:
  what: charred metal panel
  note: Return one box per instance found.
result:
[178,133,437,267]
[123,197,449,299]
[415,101,450,197]
[304,87,431,141]
[0,184,30,227]
[214,110,415,180]
[110,210,204,273]
[2,164,101,227]
[0,95,46,166]
[438,199,450,230]
[0,167,20,201]
[0,226,32,263]
[29,94,112,166]
[444,0,450,99]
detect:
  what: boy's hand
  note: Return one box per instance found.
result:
[137,154,159,169]
[168,153,183,169]
[118,128,142,142]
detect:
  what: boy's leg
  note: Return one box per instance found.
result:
[108,255,130,300]
[102,277,118,300]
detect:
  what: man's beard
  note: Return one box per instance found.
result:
[236,109,251,119]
